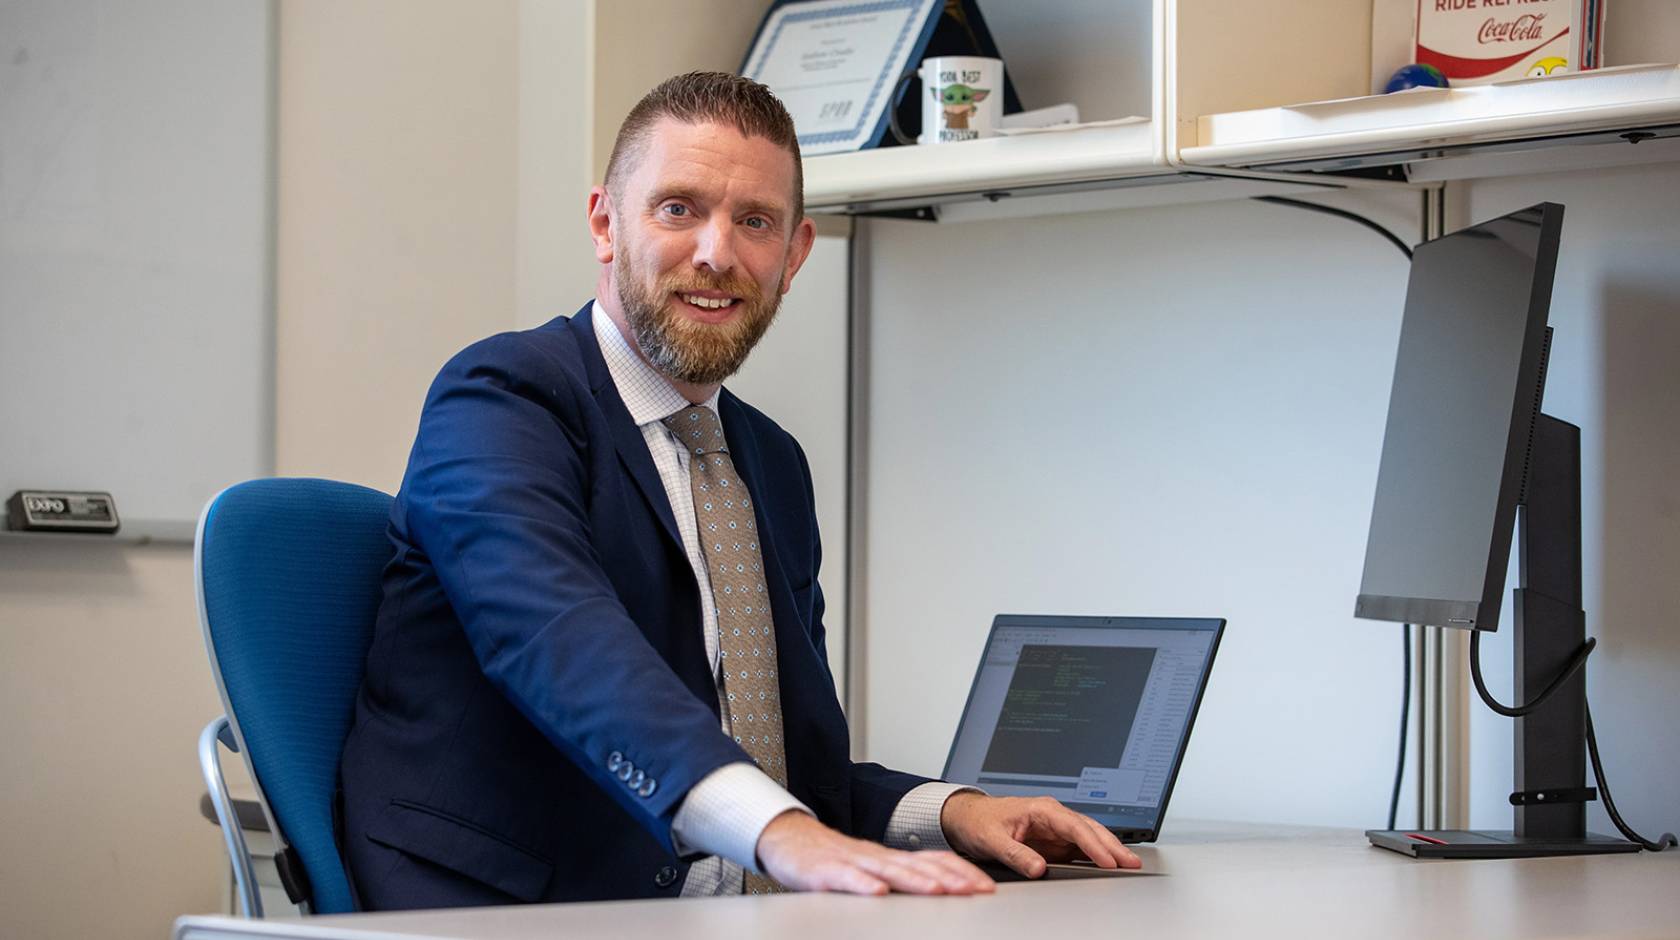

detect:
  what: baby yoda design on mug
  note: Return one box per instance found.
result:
[932,70,990,141]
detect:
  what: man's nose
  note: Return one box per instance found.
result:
[691,215,738,274]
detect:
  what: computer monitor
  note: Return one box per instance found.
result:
[1355,203,1559,633]
[1354,202,1636,859]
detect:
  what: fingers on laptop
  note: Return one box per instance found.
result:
[1080,813,1141,868]
[1021,799,1141,872]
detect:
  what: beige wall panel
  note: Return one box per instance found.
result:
[1603,0,1680,67]
[518,0,600,328]
[276,0,520,492]
[591,0,768,180]
[1173,0,1371,147]
[0,543,226,939]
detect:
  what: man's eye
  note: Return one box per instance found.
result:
[663,204,689,217]
[744,217,768,230]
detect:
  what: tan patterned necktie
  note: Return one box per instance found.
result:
[663,405,787,895]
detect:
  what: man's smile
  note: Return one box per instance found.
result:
[673,290,742,322]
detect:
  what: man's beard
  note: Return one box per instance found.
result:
[615,252,784,385]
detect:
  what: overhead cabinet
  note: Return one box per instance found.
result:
[797,0,1680,216]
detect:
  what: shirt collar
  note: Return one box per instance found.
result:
[591,299,721,428]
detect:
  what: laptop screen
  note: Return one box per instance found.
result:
[941,615,1223,838]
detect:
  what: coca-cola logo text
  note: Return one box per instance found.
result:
[1479,13,1546,44]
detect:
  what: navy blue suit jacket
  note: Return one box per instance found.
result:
[339,304,930,908]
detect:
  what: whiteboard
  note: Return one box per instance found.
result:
[0,0,273,540]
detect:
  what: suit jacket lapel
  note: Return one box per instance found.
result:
[566,305,684,551]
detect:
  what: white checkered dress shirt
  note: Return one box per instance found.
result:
[590,303,966,895]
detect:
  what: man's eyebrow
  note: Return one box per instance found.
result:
[646,185,704,208]
[735,197,788,222]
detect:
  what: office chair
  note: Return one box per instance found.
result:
[196,478,393,917]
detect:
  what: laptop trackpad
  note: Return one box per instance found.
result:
[976,860,1157,882]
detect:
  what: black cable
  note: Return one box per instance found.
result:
[1586,702,1678,851]
[1469,630,1595,718]
[1387,624,1410,831]
[1251,195,1416,261]
[1469,630,1674,851]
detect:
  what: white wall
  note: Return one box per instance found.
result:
[0,0,273,531]
[858,164,1679,836]
[859,189,1422,827]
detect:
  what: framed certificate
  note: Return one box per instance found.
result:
[741,0,943,156]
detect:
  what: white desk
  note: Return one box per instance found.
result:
[174,820,1680,940]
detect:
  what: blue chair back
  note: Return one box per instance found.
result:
[197,478,393,915]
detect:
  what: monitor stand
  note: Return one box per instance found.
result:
[1367,413,1637,859]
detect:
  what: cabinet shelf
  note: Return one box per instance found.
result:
[802,119,1365,221]
[1184,64,1680,178]
[803,120,1167,214]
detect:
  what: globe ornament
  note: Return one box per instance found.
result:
[1384,63,1450,93]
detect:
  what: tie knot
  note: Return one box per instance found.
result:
[663,405,728,456]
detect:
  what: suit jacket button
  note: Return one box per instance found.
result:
[608,751,624,772]
[654,866,678,888]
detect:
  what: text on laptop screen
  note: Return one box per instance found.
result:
[943,616,1221,835]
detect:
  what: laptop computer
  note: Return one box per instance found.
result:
[942,614,1224,846]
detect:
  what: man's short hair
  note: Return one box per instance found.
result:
[605,71,804,222]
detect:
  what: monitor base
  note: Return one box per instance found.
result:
[1367,829,1640,859]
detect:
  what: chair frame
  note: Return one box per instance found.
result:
[195,485,308,919]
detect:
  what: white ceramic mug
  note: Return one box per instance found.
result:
[918,55,1004,143]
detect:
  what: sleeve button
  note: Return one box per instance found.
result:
[629,769,645,788]
[607,751,623,771]
[638,779,658,798]
[618,760,635,781]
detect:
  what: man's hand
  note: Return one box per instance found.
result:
[755,810,996,895]
[939,792,1142,878]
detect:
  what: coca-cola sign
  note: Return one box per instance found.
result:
[1414,0,1597,85]
[1479,14,1547,45]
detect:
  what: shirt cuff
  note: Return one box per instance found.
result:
[670,762,812,874]
[882,782,983,851]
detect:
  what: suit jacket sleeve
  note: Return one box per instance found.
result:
[402,333,750,856]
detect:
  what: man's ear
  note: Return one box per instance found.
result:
[779,216,819,295]
[587,185,615,264]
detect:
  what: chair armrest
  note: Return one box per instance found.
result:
[199,715,264,918]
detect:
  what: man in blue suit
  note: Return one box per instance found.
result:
[339,72,1138,908]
